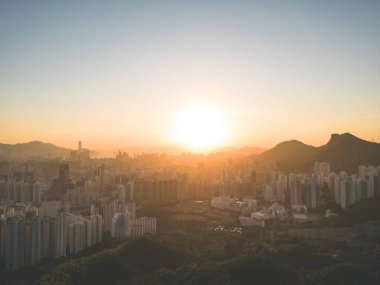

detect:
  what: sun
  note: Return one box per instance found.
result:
[172,106,229,151]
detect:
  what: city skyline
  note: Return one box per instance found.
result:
[1,0,380,151]
[1,1,380,283]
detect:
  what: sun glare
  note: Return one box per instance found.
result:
[172,106,229,151]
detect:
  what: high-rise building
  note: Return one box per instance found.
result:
[126,182,134,201]
[30,217,44,266]
[349,175,357,205]
[59,164,69,182]
[66,214,87,255]
[314,161,331,179]
[5,217,25,271]
[52,213,66,258]
[32,182,41,204]
[111,211,130,238]
[263,183,276,202]
[368,173,380,198]
[88,215,102,246]
[339,179,353,209]
[358,165,367,179]
[127,202,136,219]
[276,175,287,204]
[333,173,348,205]
[0,181,38,203]
[367,168,378,198]
[288,173,298,205]
[40,201,62,217]
[309,180,318,209]
[130,217,157,237]
[0,218,6,260]
[289,175,308,206]
[356,178,368,201]
[151,179,179,202]
[117,184,126,203]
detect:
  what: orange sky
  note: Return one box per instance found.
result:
[1,1,380,152]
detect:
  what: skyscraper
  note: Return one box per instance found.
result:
[5,217,25,271]
[52,213,66,258]
[59,164,69,182]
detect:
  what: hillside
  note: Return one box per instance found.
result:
[316,133,380,173]
[0,141,72,160]
[258,140,317,173]
[257,133,380,173]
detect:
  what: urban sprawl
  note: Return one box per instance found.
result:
[1,142,380,271]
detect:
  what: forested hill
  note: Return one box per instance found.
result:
[0,141,72,160]
[256,133,380,173]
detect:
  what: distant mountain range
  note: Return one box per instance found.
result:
[0,141,266,161]
[1,134,379,173]
[0,141,96,160]
[113,145,267,156]
[257,133,380,174]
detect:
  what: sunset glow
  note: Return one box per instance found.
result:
[172,106,230,151]
[0,0,379,151]
[0,1,380,283]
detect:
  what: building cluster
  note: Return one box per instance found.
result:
[131,179,180,202]
[239,203,287,227]
[1,143,261,206]
[257,162,380,210]
[1,140,379,270]
[0,195,155,271]
[0,148,158,272]
[63,180,99,208]
[210,196,258,213]
[235,162,380,227]
[112,210,156,239]
[70,141,90,161]
[210,196,245,212]
[105,176,253,204]
[328,165,380,209]
[0,181,42,204]
[0,201,104,271]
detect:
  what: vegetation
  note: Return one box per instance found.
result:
[256,133,380,173]
[2,199,380,285]
[309,198,380,227]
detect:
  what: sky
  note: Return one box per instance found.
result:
[1,0,379,152]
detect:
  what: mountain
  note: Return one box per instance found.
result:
[0,141,72,160]
[316,133,380,173]
[257,133,380,173]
